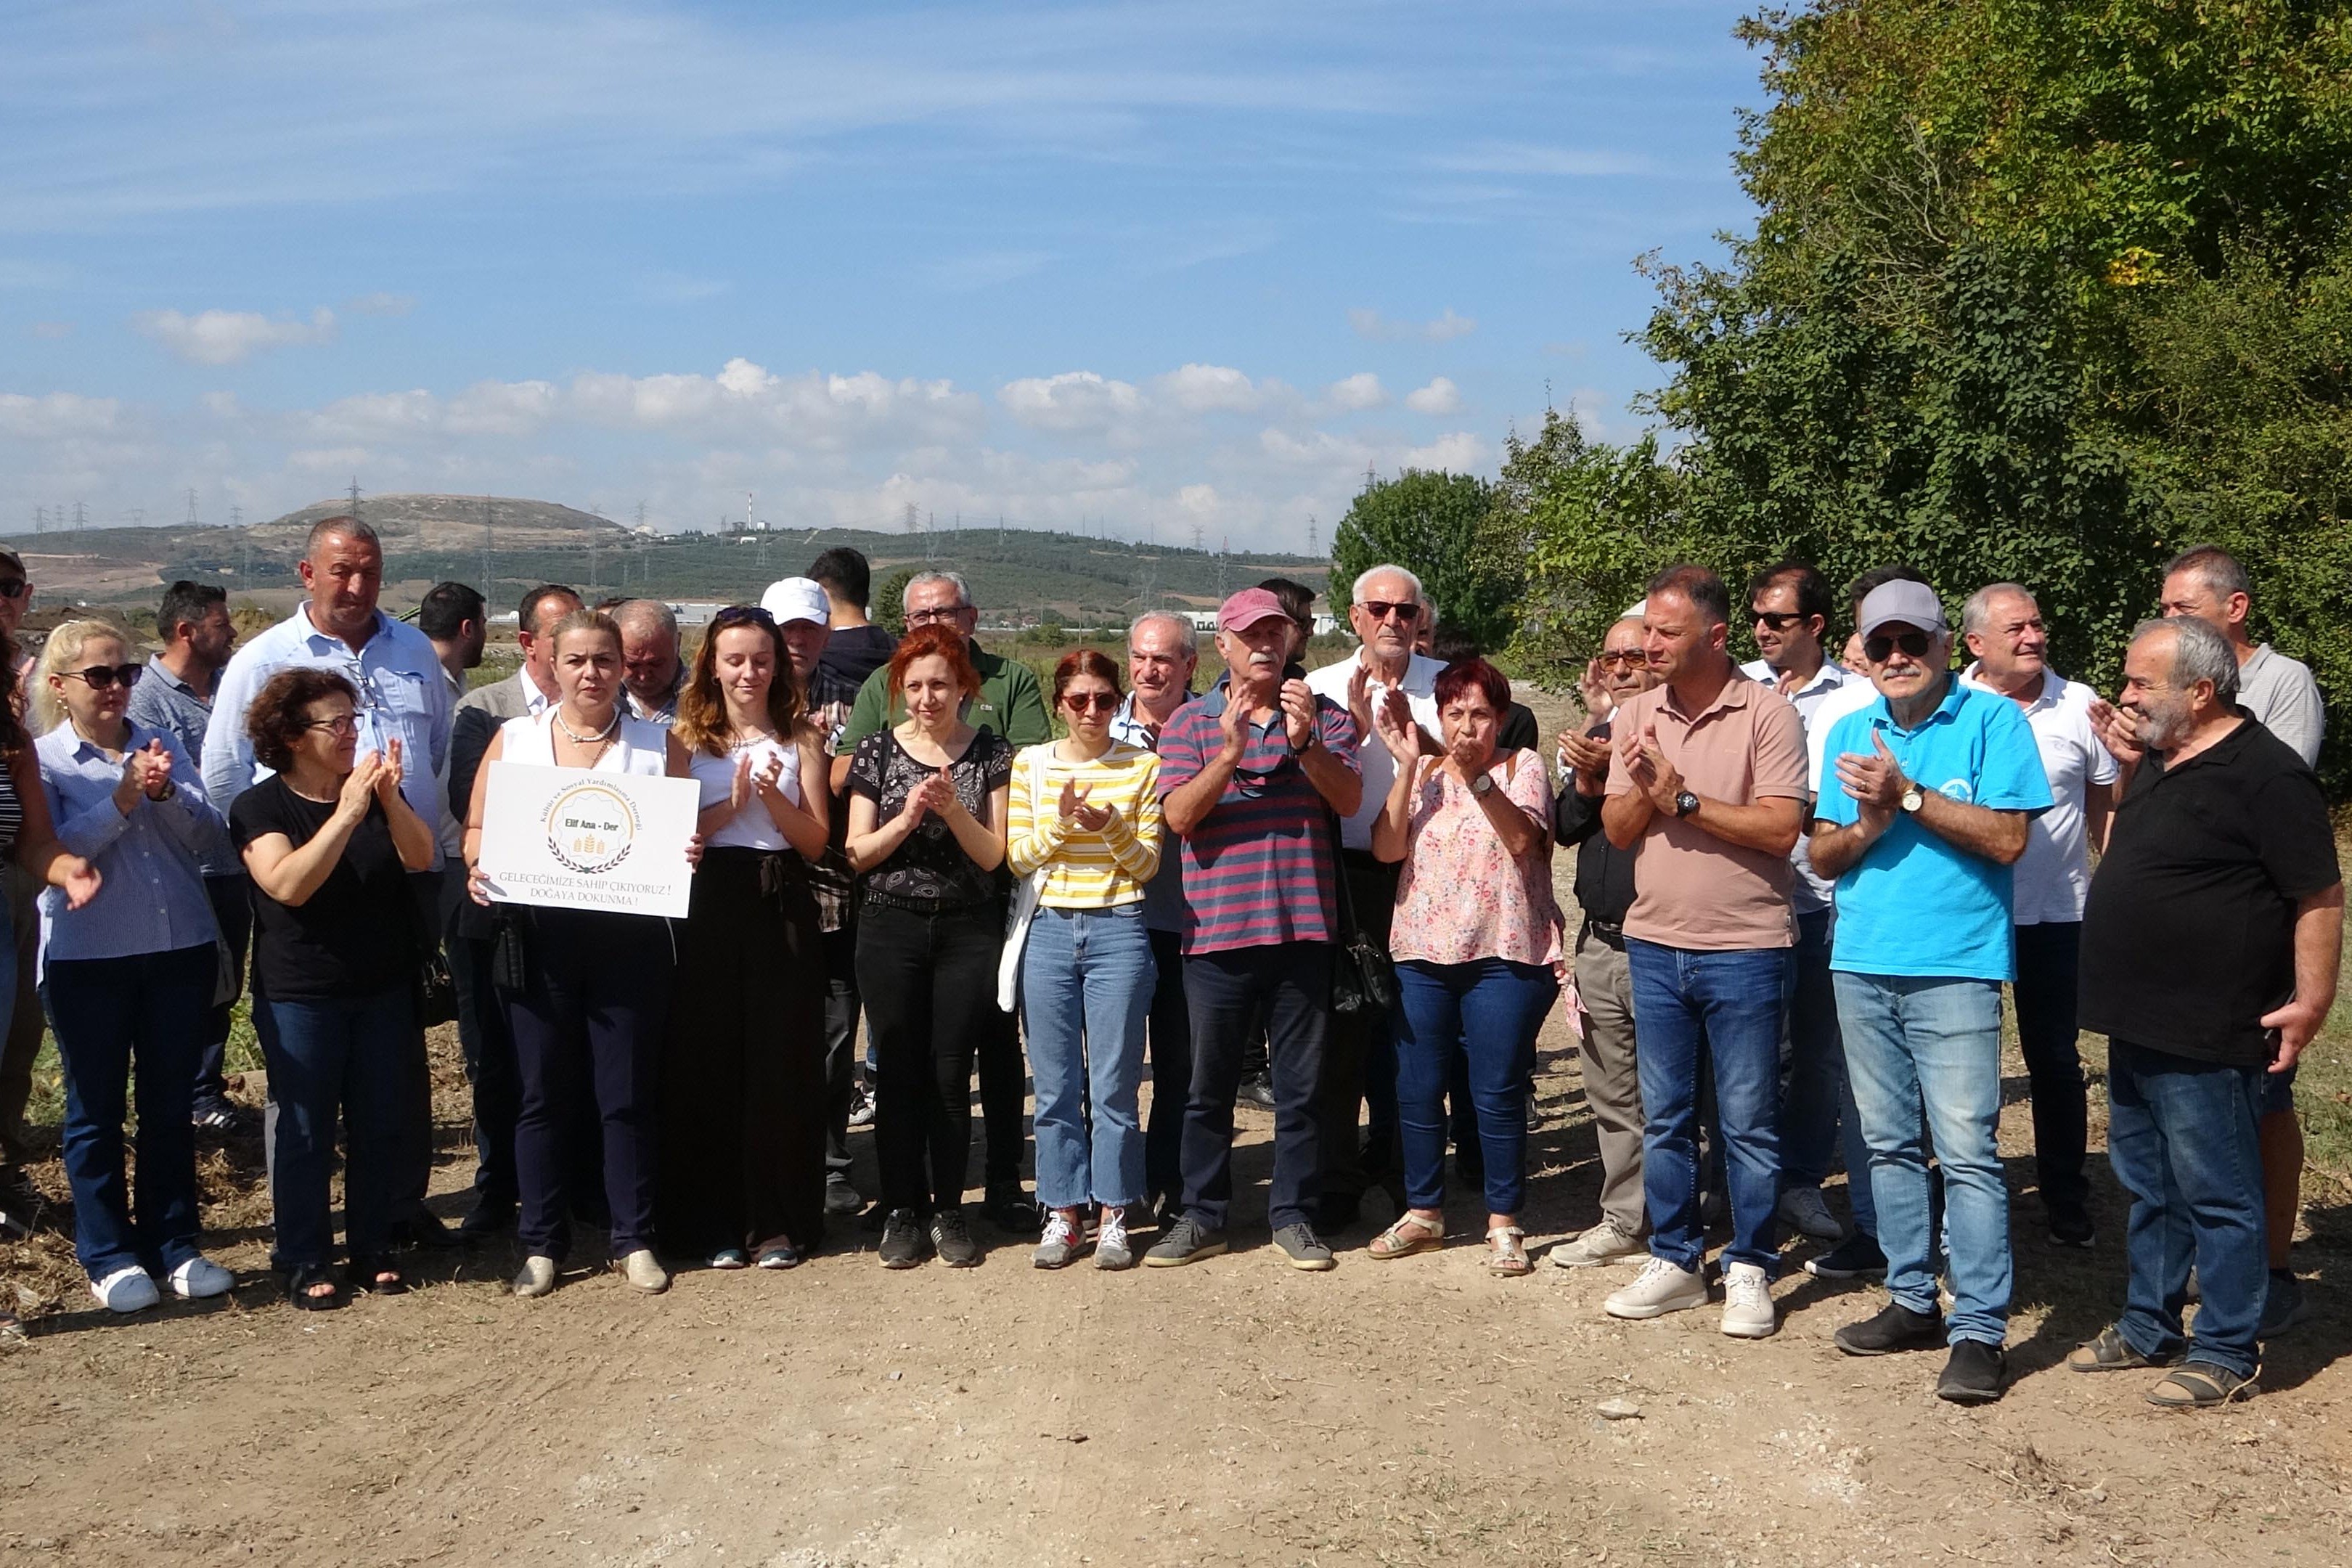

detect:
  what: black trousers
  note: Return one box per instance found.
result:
[1317,854,1399,1203]
[2013,920,2090,1217]
[822,923,860,1182]
[446,875,520,1207]
[395,870,444,1221]
[192,872,253,1109]
[857,901,1003,1216]
[1143,927,1192,1205]
[1181,942,1332,1233]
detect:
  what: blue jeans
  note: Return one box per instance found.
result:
[1394,958,1553,1216]
[1834,972,2010,1344]
[256,984,417,1269]
[1021,905,1154,1211]
[1180,942,1330,1233]
[1626,939,1790,1272]
[2106,1039,2268,1379]
[46,945,215,1280]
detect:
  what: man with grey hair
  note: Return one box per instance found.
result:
[2153,544,2327,1327]
[1960,581,2115,1249]
[1305,563,1443,1230]
[1811,578,2051,1402]
[613,599,683,725]
[2070,616,2340,1407]
[1111,609,1202,1221]
[834,566,1052,1230]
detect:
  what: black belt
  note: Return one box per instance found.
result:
[1580,917,1625,952]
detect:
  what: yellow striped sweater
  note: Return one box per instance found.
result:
[1005,741,1164,908]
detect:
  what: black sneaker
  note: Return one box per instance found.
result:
[931,1206,981,1267]
[824,1175,864,1217]
[1936,1339,2007,1405]
[458,1196,515,1239]
[1273,1222,1336,1272]
[0,1168,43,1238]
[2260,1268,2309,1339]
[1834,1300,1948,1356]
[984,1185,1040,1233]
[1803,1231,1887,1281]
[2047,1208,2096,1249]
[1145,1214,1228,1267]
[878,1207,928,1268]
[390,1210,463,1251]
[1238,1074,1277,1111]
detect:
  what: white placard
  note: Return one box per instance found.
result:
[477,761,701,919]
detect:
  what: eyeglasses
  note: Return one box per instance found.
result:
[0,580,27,601]
[303,713,359,738]
[1061,691,1119,714]
[1596,650,1645,668]
[1358,600,1419,622]
[65,663,142,691]
[1751,610,1807,631]
[1863,629,1933,662]
[906,605,968,626]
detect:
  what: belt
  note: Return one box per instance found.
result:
[1579,917,1625,952]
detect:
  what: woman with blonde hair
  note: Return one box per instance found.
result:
[660,605,830,1269]
[32,620,224,1312]
[464,608,698,1299]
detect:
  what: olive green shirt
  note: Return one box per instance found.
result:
[838,640,1053,751]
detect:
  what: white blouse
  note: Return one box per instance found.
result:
[497,709,671,776]
[689,735,808,852]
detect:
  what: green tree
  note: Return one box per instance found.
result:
[1330,468,1514,650]
[874,566,916,635]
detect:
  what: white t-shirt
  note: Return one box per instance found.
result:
[688,735,807,852]
[1805,677,1882,817]
[1740,658,1854,914]
[1304,649,1444,852]
[1959,666,2117,926]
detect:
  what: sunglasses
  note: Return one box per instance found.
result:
[1751,610,1808,631]
[0,580,26,601]
[1596,650,1645,668]
[1357,600,1419,623]
[711,605,777,631]
[1863,629,1934,662]
[65,663,143,691]
[1061,691,1119,714]
[303,713,359,738]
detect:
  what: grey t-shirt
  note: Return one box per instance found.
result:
[2238,644,2324,767]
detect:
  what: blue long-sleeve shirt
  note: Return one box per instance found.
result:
[36,722,226,965]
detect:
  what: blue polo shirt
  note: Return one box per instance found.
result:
[1816,679,2051,981]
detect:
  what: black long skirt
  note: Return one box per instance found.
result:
[656,845,828,1256]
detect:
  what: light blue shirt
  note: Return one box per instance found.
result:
[1816,679,2053,982]
[200,604,453,867]
[1112,690,1188,934]
[36,722,225,965]
[124,663,242,878]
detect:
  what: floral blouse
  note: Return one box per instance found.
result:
[846,725,1014,910]
[1389,749,1564,968]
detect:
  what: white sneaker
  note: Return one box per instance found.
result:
[1550,1215,1647,1268]
[166,1254,234,1299]
[616,1249,670,1294]
[512,1256,558,1298]
[91,1266,159,1314]
[1776,1186,1842,1241]
[1604,1256,1707,1320]
[1720,1261,1777,1339]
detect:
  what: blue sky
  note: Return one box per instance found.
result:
[0,0,1760,550]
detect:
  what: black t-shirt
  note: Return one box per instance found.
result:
[1499,701,1540,756]
[2079,719,2340,1066]
[846,726,1014,910]
[818,624,898,693]
[230,775,417,1000]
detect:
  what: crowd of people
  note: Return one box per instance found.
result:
[0,518,2337,1416]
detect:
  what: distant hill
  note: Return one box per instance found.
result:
[0,494,1331,625]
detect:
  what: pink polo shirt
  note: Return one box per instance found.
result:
[1605,667,1809,951]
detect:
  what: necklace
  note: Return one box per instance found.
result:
[553,706,620,746]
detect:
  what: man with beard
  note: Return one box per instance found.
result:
[2070,616,2340,1408]
[1548,613,1656,1267]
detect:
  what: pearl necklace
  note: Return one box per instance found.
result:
[552,706,620,746]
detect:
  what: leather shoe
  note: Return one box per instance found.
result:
[824,1176,864,1217]
[392,1210,463,1250]
[459,1198,515,1238]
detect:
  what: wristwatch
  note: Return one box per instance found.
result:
[1471,774,1495,797]
[1900,783,1925,813]
[1673,789,1700,818]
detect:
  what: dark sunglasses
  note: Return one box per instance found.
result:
[65,663,142,691]
[1751,609,1808,631]
[1863,629,1933,663]
[1358,600,1419,623]
[1596,650,1645,668]
[1061,691,1120,714]
[711,605,777,631]
[0,580,26,601]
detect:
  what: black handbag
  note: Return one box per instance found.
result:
[409,891,458,1027]
[1327,812,1397,1016]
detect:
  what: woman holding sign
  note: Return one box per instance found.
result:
[463,609,696,1299]
[844,624,1012,1270]
[233,667,437,1308]
[661,605,830,1270]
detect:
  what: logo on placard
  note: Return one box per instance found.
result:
[543,780,639,875]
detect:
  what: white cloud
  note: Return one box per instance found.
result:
[1404,431,1487,471]
[346,291,416,317]
[134,306,337,365]
[0,391,121,439]
[997,370,1145,433]
[1404,376,1461,415]
[1347,306,1477,343]
[1153,363,1261,414]
[1324,372,1387,411]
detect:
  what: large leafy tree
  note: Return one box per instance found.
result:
[1330,468,1516,650]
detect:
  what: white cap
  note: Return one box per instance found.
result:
[759,577,830,627]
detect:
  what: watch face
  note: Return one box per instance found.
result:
[1900,787,1924,812]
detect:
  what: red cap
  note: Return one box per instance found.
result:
[1217,587,1290,633]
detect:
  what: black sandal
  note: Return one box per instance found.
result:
[285,1263,344,1311]
[348,1256,409,1297]
[2147,1361,2258,1408]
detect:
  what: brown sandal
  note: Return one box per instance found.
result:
[1368,1212,1445,1260]
[2147,1362,2257,1408]
[1487,1225,1531,1277]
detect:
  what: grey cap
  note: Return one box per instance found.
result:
[1856,580,1947,640]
